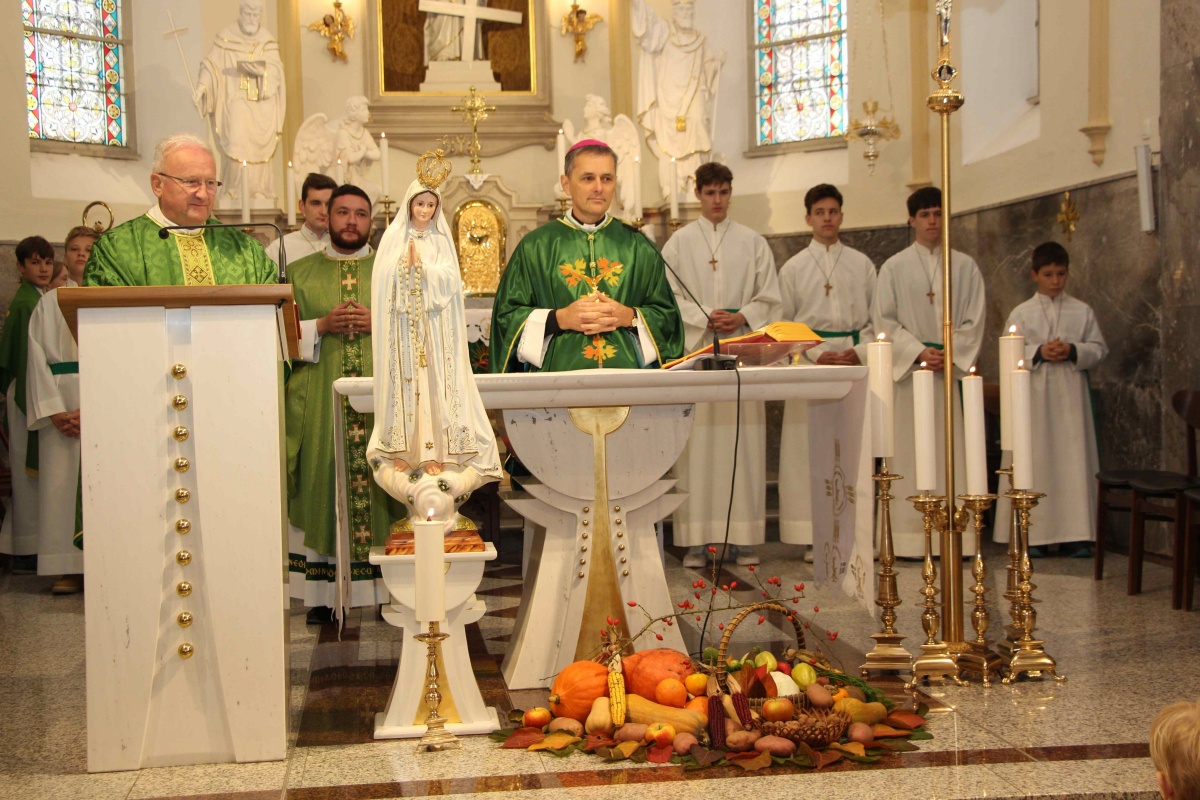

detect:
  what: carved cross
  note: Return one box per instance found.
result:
[349,423,366,443]
[418,0,522,67]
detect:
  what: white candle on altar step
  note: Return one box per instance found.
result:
[240,161,250,224]
[556,128,567,174]
[669,157,679,220]
[1011,361,1034,490]
[413,510,446,623]
[963,367,988,495]
[335,158,345,184]
[867,333,894,458]
[999,325,1024,451]
[913,365,936,491]
[379,132,390,196]
[632,156,643,220]
[286,162,297,228]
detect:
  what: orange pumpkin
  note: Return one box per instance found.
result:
[547,660,609,722]
[621,648,696,700]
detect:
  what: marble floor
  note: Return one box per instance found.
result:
[0,536,1192,800]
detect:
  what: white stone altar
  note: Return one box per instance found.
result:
[334,365,872,690]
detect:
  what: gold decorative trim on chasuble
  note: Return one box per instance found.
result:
[337,259,374,563]
[174,234,216,286]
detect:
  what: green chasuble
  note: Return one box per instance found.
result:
[490,216,684,372]
[83,214,277,286]
[285,251,394,572]
[0,281,44,473]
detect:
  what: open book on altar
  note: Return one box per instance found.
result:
[662,321,824,370]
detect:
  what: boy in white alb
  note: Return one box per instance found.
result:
[777,184,875,562]
[994,241,1106,557]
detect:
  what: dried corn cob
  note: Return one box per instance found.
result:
[730,691,753,728]
[707,694,726,748]
[607,667,627,726]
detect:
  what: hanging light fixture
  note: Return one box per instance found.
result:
[845,2,902,176]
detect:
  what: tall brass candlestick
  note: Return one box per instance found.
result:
[414,622,462,751]
[995,467,1024,659]
[1001,489,1066,684]
[957,493,1003,686]
[861,460,914,676]
[905,492,963,691]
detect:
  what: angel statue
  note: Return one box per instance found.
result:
[293,96,381,202]
[560,95,641,219]
[308,0,355,63]
[367,150,501,523]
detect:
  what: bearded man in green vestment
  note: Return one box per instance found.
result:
[490,140,683,372]
[285,185,394,623]
[83,133,277,287]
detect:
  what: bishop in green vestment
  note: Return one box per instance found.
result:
[491,141,683,372]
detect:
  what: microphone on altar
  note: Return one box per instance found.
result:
[158,222,290,284]
[636,226,737,371]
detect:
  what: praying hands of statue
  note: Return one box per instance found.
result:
[51,409,81,440]
[317,300,372,336]
[708,309,746,334]
[392,457,444,476]
[1040,338,1072,363]
[918,346,946,372]
[558,293,634,335]
[815,348,860,366]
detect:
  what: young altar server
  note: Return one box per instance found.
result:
[872,187,986,558]
[777,184,875,562]
[662,163,781,568]
[994,242,1106,557]
[0,236,55,573]
[25,226,98,593]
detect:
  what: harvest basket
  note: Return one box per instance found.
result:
[715,601,807,694]
[758,707,852,748]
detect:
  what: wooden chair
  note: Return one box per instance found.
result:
[1180,486,1200,612]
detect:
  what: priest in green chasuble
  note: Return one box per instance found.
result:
[286,185,393,621]
[83,133,277,287]
[490,140,683,372]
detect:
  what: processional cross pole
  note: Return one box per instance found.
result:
[452,86,496,175]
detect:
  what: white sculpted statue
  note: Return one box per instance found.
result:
[293,96,382,203]
[561,95,642,218]
[630,0,724,200]
[195,0,285,208]
[367,152,501,521]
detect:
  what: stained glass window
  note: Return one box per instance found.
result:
[754,0,848,147]
[23,0,129,148]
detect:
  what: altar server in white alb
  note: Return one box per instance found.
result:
[777,184,875,562]
[873,187,985,558]
[994,242,1106,557]
[662,163,781,568]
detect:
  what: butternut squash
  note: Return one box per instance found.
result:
[624,693,706,737]
[584,696,613,735]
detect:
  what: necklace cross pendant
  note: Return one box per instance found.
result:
[824,282,833,296]
[926,289,936,304]
[708,256,718,270]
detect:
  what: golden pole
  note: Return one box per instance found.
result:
[927,1,966,649]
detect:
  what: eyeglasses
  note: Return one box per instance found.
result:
[156,173,223,193]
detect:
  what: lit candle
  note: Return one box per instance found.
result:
[1011,361,1034,490]
[632,156,642,220]
[962,366,988,495]
[867,332,894,458]
[240,160,250,224]
[413,510,446,624]
[913,365,936,491]
[335,158,345,184]
[998,325,1024,451]
[379,132,390,196]
[669,157,680,220]
[556,128,567,174]
[286,161,297,228]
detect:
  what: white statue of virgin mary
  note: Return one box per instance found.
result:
[367,151,500,520]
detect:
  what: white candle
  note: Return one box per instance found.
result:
[913,365,936,491]
[379,132,390,196]
[867,333,894,458]
[1011,362,1034,490]
[998,325,1024,451]
[669,157,680,220]
[413,511,446,623]
[556,128,567,174]
[240,161,250,224]
[962,367,988,495]
[335,158,345,184]
[286,162,297,228]
[632,156,642,220]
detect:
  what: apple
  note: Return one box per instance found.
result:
[775,661,792,678]
[753,651,778,673]
[644,721,676,747]
[523,707,552,728]
[761,697,796,722]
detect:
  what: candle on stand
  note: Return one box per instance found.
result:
[962,366,988,495]
[335,158,345,184]
[867,332,894,458]
[556,128,567,173]
[668,157,680,220]
[379,132,390,196]
[285,162,297,228]
[632,156,642,221]
[1010,361,1034,490]
[413,510,446,624]
[999,325,1024,451]
[240,161,250,224]
[913,365,936,491]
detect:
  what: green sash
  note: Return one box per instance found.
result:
[50,361,78,375]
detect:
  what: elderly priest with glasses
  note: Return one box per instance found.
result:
[84,133,277,287]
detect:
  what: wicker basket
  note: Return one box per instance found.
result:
[715,601,807,695]
[758,707,852,749]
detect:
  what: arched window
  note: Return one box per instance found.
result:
[753,0,848,149]
[23,0,134,155]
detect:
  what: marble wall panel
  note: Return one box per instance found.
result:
[1162,0,1200,70]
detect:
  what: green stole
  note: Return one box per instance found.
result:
[0,281,45,474]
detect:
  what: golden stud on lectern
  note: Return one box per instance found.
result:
[172,395,188,411]
[175,519,192,535]
[178,643,194,659]
[176,550,192,566]
[177,611,193,628]
[175,488,191,503]
[173,426,189,442]
[171,364,187,380]
[177,581,192,597]
[174,457,190,473]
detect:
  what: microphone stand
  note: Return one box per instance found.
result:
[159,222,289,284]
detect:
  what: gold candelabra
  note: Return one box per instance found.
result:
[452,86,495,176]
[1001,490,1066,684]
[414,621,462,751]
[956,493,1003,686]
[667,218,682,233]
[905,492,964,691]
[861,460,913,676]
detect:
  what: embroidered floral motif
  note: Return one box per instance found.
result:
[558,257,624,292]
[583,334,617,365]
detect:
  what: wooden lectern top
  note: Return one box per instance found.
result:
[58,285,299,359]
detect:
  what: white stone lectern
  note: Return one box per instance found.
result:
[58,286,299,773]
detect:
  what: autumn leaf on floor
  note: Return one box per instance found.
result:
[814,749,842,769]
[908,728,934,741]
[731,750,773,771]
[875,739,920,752]
[646,743,674,763]
[500,727,546,748]
[872,723,912,738]
[489,727,518,743]
[688,745,726,767]
[831,741,866,757]
[582,734,616,753]
[885,710,927,730]
[529,731,582,751]
[506,709,526,725]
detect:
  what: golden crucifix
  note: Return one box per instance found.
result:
[452,86,496,175]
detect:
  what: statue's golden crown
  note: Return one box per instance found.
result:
[416,149,452,191]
